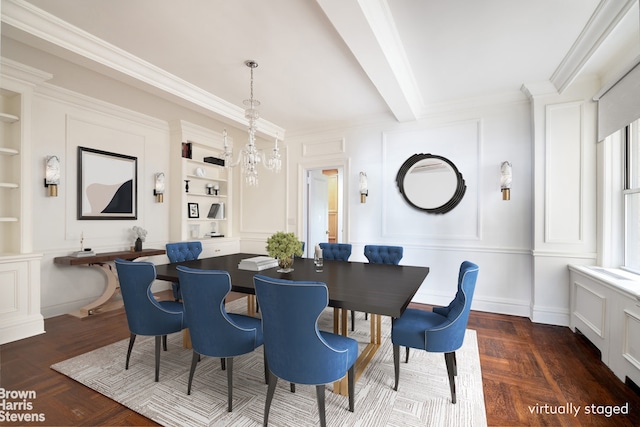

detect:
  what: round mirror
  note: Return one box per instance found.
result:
[396,153,466,214]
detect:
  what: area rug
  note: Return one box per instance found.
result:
[52,298,487,426]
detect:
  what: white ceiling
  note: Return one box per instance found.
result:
[2,0,639,136]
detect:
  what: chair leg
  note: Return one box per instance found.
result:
[290,383,295,393]
[125,333,136,370]
[393,344,400,391]
[221,358,226,371]
[444,352,457,404]
[405,346,410,363]
[315,384,326,427]
[453,352,458,376]
[365,312,368,320]
[348,364,355,412]
[351,310,355,331]
[263,351,269,384]
[154,336,161,382]
[187,351,199,395]
[226,357,233,412]
[162,335,167,351]
[264,370,278,426]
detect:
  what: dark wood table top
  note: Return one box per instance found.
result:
[54,248,166,266]
[154,253,429,318]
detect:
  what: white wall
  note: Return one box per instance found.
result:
[278,100,536,317]
[31,84,175,317]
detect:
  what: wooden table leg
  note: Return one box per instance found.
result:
[332,310,382,395]
[69,263,120,318]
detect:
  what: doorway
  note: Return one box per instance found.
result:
[304,167,344,258]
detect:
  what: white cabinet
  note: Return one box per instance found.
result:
[169,120,238,252]
[569,265,640,385]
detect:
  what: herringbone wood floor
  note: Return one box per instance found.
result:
[0,292,638,426]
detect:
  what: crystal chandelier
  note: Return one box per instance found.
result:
[223,60,282,186]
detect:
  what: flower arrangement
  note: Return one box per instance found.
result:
[266,231,303,261]
[131,226,148,242]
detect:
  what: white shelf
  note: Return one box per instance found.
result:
[0,112,19,123]
[0,183,19,189]
[186,192,227,199]
[0,147,19,156]
[0,217,18,222]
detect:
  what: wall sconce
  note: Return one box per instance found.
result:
[154,172,165,202]
[500,161,512,201]
[44,155,60,197]
[359,172,368,203]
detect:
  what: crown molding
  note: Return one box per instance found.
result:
[550,0,637,93]
[1,0,285,138]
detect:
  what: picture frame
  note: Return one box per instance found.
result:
[188,202,199,218]
[77,146,137,220]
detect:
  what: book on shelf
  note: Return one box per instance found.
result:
[70,250,96,258]
[238,256,278,271]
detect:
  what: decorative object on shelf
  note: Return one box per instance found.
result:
[501,161,512,201]
[181,142,192,159]
[205,183,214,195]
[213,184,220,196]
[184,179,190,193]
[265,231,303,273]
[203,156,225,166]
[188,202,199,218]
[222,60,282,186]
[194,167,205,177]
[359,172,368,203]
[78,147,138,220]
[154,172,165,203]
[44,155,61,197]
[131,226,147,252]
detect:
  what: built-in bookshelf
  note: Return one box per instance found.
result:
[169,120,234,244]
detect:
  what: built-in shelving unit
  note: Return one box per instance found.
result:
[0,58,51,345]
[169,121,236,254]
[0,89,22,251]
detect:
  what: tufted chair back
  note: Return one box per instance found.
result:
[319,243,352,261]
[364,245,403,265]
[166,241,203,263]
[165,241,202,300]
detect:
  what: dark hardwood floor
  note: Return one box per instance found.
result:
[1,294,639,426]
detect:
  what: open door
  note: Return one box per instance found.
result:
[307,170,329,257]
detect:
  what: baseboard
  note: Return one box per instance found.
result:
[0,315,45,345]
[530,305,570,326]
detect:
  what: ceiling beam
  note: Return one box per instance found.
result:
[316,0,422,122]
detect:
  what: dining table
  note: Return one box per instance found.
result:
[154,252,430,394]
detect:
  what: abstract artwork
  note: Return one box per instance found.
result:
[78,146,137,220]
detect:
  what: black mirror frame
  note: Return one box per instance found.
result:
[395,153,466,214]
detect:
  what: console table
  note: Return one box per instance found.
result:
[54,248,165,318]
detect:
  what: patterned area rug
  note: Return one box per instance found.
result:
[51,298,487,427]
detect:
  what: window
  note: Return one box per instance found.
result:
[624,120,640,272]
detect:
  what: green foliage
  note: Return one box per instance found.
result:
[266,231,303,259]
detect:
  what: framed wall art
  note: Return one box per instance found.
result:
[77,146,138,220]
[188,202,199,218]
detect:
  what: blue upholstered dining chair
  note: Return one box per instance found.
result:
[355,245,405,330]
[114,259,187,382]
[319,242,352,261]
[254,274,358,427]
[165,241,202,301]
[176,266,265,412]
[391,261,479,404]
